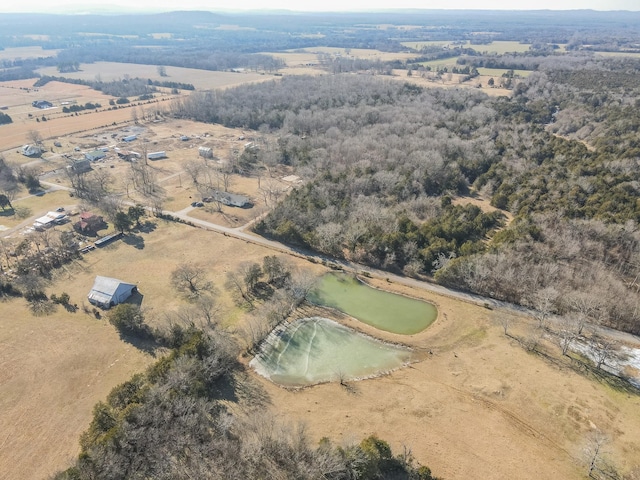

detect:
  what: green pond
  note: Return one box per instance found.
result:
[307,273,437,335]
[250,317,412,387]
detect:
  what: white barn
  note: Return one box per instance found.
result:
[88,276,137,309]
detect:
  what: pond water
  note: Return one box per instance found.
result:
[250,317,412,387]
[307,273,437,335]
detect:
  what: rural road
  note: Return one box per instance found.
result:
[30,181,640,348]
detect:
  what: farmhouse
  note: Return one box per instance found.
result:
[115,149,141,161]
[33,211,66,230]
[32,100,53,109]
[209,189,251,208]
[67,158,92,174]
[21,144,42,157]
[85,150,106,162]
[74,212,106,235]
[87,276,137,309]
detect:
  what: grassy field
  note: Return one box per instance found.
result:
[402,40,532,54]
[0,218,293,480]
[0,46,60,60]
[477,67,533,78]
[267,47,421,67]
[412,56,460,69]
[36,62,274,90]
[595,51,640,58]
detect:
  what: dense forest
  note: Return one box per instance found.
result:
[173,59,640,334]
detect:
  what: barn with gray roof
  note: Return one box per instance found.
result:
[87,276,137,309]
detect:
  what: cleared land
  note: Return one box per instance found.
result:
[402,40,533,54]
[0,219,289,480]
[0,46,59,60]
[0,79,177,150]
[266,47,421,68]
[36,62,274,90]
[390,69,513,97]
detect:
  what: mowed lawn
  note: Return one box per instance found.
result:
[0,219,284,480]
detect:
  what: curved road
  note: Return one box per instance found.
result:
[36,180,640,348]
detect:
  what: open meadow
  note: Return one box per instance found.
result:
[0,46,59,61]
[401,40,533,54]
[36,62,275,90]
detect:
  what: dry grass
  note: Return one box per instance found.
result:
[0,219,294,479]
[0,46,59,60]
[259,277,640,480]
[35,62,275,90]
[402,40,532,55]
[389,69,513,97]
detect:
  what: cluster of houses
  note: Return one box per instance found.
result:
[33,211,66,230]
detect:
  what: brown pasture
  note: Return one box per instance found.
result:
[0,219,288,480]
[36,62,274,90]
[0,46,59,61]
[1,200,640,479]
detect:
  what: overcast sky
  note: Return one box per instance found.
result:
[1,0,638,13]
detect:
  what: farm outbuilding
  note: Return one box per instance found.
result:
[33,211,66,230]
[21,144,42,157]
[32,100,53,109]
[147,151,167,160]
[122,134,137,142]
[85,150,106,161]
[87,276,137,309]
[198,146,213,159]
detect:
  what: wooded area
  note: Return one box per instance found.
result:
[174,60,640,334]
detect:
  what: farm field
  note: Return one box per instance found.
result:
[0,78,177,150]
[595,51,640,58]
[477,67,533,77]
[402,40,533,54]
[0,35,639,479]
[36,62,275,90]
[0,219,294,480]
[390,69,513,97]
[0,46,59,60]
[266,46,421,67]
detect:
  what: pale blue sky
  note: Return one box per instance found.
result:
[1,0,638,13]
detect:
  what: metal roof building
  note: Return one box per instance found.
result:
[87,276,137,309]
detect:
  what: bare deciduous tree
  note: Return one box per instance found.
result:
[589,334,619,370]
[171,263,213,299]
